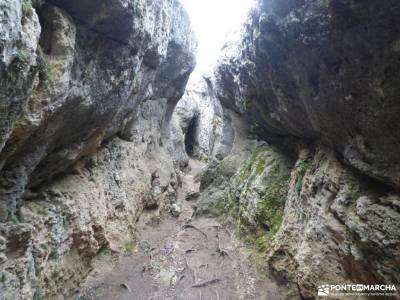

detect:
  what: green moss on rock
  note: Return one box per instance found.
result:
[295,159,312,196]
[0,272,6,283]
[226,146,291,259]
[33,289,44,300]
[198,146,292,270]
[256,167,288,236]
[48,248,59,260]
[237,145,269,181]
[256,157,266,175]
[21,0,33,18]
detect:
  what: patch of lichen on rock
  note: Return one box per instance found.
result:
[196,145,293,274]
[295,158,312,196]
[0,112,33,161]
[31,55,63,100]
[229,146,291,272]
[2,55,65,158]
[208,146,292,273]
[239,165,289,254]
[0,53,63,158]
[235,145,270,185]
[256,164,289,235]
[21,0,33,18]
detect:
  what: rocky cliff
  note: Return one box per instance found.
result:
[1,0,400,299]
[196,0,400,298]
[0,0,196,298]
[215,0,400,188]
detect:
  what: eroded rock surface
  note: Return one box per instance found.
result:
[171,76,227,169]
[214,0,400,188]
[268,146,400,298]
[198,141,400,298]
[0,0,196,218]
[1,0,400,299]
[195,0,400,298]
[0,0,196,298]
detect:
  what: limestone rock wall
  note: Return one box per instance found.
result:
[3,99,183,299]
[214,0,400,189]
[268,145,400,298]
[0,0,196,219]
[198,0,400,298]
[199,142,400,298]
[0,0,196,298]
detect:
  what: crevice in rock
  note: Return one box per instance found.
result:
[36,5,55,55]
[184,115,199,157]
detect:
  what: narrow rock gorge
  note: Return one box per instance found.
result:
[0,0,399,299]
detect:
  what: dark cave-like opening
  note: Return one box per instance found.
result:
[184,117,198,157]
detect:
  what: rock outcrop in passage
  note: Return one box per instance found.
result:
[196,0,400,298]
[171,75,237,169]
[200,141,400,299]
[0,0,196,217]
[214,0,400,189]
[0,0,196,298]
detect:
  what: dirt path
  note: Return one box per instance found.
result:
[77,160,283,300]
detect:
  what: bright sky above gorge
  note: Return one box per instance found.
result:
[180,0,255,76]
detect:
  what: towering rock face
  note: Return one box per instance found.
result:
[199,0,400,298]
[0,0,196,219]
[267,145,400,298]
[1,0,399,298]
[0,0,196,298]
[215,0,400,189]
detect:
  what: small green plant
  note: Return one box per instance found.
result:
[322,0,331,8]
[33,289,44,300]
[15,49,30,68]
[48,248,59,260]
[36,55,50,88]
[7,208,20,224]
[34,55,61,93]
[350,190,361,201]
[35,263,43,275]
[21,0,33,17]
[192,149,209,162]
[39,243,49,251]
[123,241,135,253]
[295,176,302,195]
[17,49,29,61]
[99,246,112,256]
[16,208,24,223]
[296,159,312,196]
[348,179,362,201]
[0,273,6,283]
[237,146,269,181]
[255,157,266,175]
